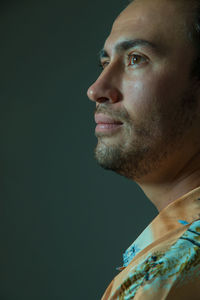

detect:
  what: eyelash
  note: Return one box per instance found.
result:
[99,54,147,70]
[127,54,146,66]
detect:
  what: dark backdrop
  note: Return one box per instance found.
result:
[0,1,157,299]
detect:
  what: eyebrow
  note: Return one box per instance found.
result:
[98,38,161,61]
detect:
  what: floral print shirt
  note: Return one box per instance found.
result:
[101,186,200,299]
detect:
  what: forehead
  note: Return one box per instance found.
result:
[104,0,191,54]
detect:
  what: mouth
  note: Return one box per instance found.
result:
[94,113,123,133]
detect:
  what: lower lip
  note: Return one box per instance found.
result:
[95,123,123,133]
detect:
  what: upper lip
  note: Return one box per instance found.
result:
[95,113,123,124]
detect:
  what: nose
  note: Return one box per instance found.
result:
[87,68,123,104]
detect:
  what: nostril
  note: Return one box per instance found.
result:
[97,97,110,103]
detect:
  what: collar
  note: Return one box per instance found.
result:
[118,186,200,270]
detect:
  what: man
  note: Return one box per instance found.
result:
[87,0,200,299]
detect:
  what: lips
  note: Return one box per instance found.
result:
[94,113,123,133]
[95,113,123,125]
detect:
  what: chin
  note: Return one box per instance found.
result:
[94,138,155,182]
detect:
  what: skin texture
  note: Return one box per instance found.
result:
[87,0,200,211]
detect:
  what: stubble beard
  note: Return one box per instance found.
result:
[94,105,161,181]
[94,86,199,182]
[94,121,158,181]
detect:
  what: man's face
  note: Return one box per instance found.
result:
[87,0,200,182]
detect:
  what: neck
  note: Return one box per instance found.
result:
[137,150,200,212]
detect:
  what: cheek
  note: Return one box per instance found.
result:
[122,71,178,120]
[122,77,158,118]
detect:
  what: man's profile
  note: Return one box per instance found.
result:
[87,0,200,299]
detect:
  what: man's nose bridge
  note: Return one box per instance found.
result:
[95,62,121,91]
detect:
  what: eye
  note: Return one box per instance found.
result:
[127,54,147,67]
[99,61,109,70]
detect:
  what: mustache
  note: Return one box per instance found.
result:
[95,104,132,123]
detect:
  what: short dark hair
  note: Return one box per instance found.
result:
[127,0,200,78]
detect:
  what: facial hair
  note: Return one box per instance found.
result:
[94,86,199,182]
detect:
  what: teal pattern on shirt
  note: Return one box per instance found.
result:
[113,219,200,299]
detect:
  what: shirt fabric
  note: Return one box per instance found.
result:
[101,186,200,300]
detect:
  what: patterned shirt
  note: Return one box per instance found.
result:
[101,186,200,299]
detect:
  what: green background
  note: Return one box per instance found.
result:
[0,0,157,299]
